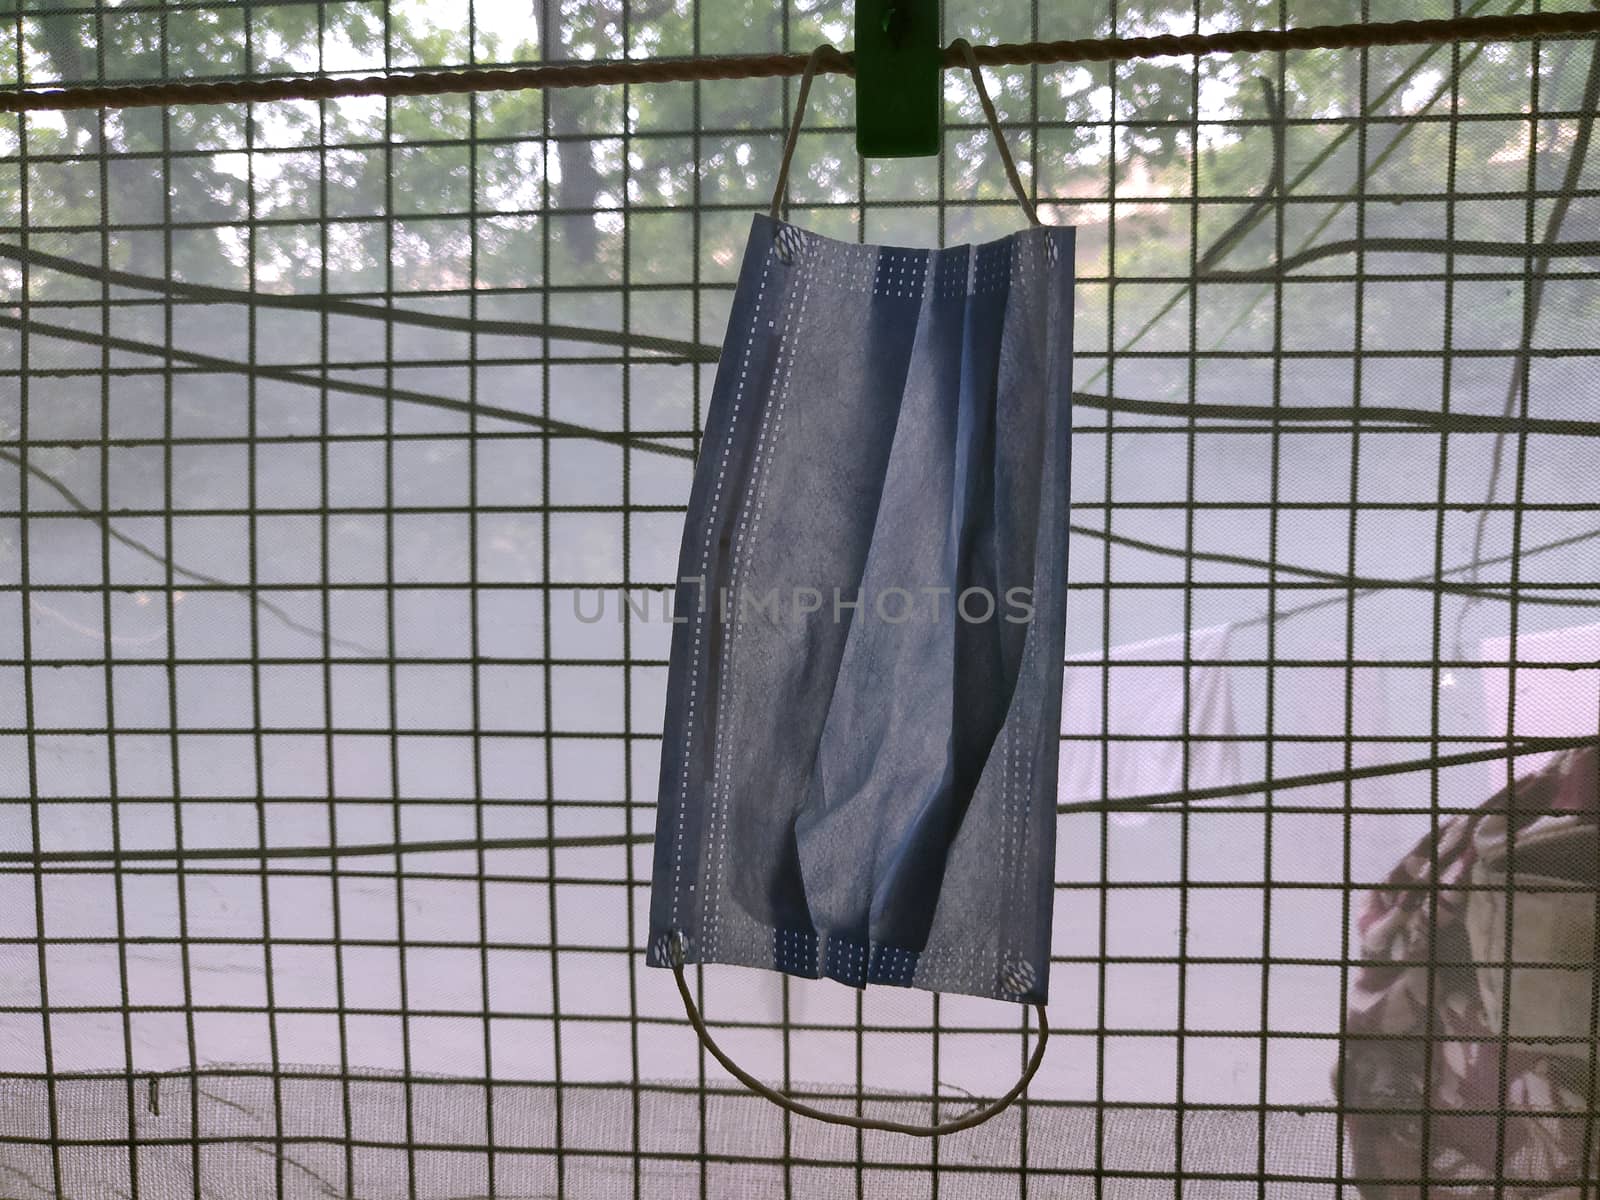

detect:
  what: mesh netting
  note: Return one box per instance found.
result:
[2,0,1599,1195]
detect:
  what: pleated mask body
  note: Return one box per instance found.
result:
[647,214,1074,1005]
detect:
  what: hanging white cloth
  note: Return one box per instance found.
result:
[1058,624,1241,820]
[1479,618,1600,787]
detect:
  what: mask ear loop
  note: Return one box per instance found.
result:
[670,937,1049,1136]
[949,37,1041,226]
[769,44,836,222]
[769,41,1042,227]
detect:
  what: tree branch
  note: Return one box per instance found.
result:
[2,446,380,655]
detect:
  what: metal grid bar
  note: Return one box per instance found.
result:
[2,1,1599,1198]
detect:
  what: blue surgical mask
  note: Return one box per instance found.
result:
[647,40,1073,1135]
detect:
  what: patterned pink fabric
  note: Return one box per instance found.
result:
[1337,748,1600,1198]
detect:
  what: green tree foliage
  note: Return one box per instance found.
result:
[5,1,1584,293]
[1,0,1592,595]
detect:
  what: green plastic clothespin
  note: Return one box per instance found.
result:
[855,0,940,158]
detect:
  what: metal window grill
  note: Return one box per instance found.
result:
[2,0,1599,1197]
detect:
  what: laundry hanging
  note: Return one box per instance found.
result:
[1059,624,1242,819]
[642,43,1072,1128]
[1339,746,1600,1194]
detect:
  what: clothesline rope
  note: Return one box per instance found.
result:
[3,11,1599,113]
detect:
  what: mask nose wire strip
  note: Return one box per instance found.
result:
[671,953,1050,1136]
[769,40,1043,227]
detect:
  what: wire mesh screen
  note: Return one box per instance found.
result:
[2,0,1599,1196]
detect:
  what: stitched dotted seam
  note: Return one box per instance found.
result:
[672,253,774,940]
[706,239,813,960]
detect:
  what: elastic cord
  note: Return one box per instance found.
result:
[769,40,1042,226]
[769,44,834,221]
[950,37,1041,226]
[671,949,1049,1136]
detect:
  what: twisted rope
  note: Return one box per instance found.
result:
[5,11,1599,113]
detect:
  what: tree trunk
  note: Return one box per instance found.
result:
[540,0,603,264]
